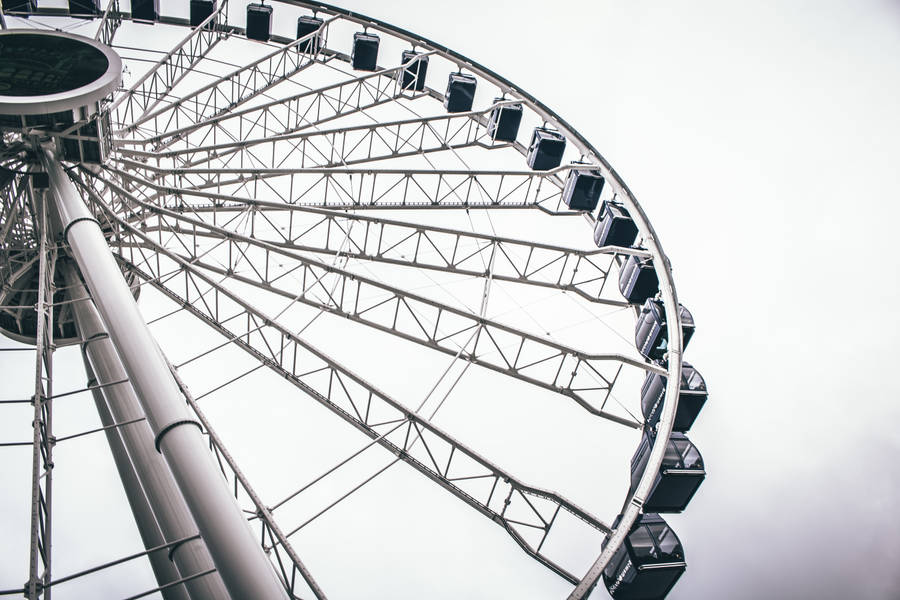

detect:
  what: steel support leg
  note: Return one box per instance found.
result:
[80,358,192,600]
[26,186,54,600]
[40,150,289,600]
[64,265,227,599]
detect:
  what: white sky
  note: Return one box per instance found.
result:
[3,1,900,599]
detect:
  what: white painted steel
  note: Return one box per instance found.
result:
[78,358,192,600]
[64,265,229,600]
[41,150,289,600]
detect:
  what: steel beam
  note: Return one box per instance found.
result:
[64,265,229,600]
[132,24,333,145]
[117,251,610,584]
[40,148,289,600]
[82,178,654,425]
[26,185,54,600]
[79,358,191,600]
[110,6,226,129]
[128,60,427,151]
[118,105,505,174]
[94,0,123,47]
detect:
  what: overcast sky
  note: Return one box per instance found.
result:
[3,1,900,599]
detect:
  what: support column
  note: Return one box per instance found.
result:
[41,150,290,600]
[80,359,192,600]
[65,259,227,600]
[27,185,54,600]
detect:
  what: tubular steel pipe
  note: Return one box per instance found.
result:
[42,149,289,600]
[79,358,191,600]
[64,264,227,600]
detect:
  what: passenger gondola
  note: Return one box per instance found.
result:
[594,200,639,248]
[641,364,708,432]
[487,100,523,142]
[562,167,605,211]
[444,72,477,113]
[296,15,324,52]
[603,513,686,600]
[526,127,565,170]
[630,431,705,513]
[352,32,380,71]
[245,3,272,41]
[618,255,659,305]
[634,299,694,362]
[400,50,429,91]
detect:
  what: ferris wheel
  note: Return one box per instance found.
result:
[0,1,709,598]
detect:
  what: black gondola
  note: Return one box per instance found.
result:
[400,50,428,91]
[351,32,379,71]
[595,200,638,247]
[68,0,100,15]
[526,127,565,170]
[603,513,686,600]
[562,167,604,211]
[630,431,705,513]
[634,299,694,362]
[618,255,659,305]
[189,0,215,27]
[245,3,272,42]
[296,15,324,52]
[487,100,522,142]
[444,72,477,113]
[3,0,36,13]
[641,363,707,433]
[131,0,159,21]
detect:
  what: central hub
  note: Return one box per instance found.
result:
[0,33,111,97]
[0,29,121,117]
[0,31,124,345]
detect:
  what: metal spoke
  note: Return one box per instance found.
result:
[94,0,122,47]
[123,252,611,584]
[26,184,54,600]
[110,161,577,211]
[107,166,645,300]
[124,54,437,153]
[110,4,227,128]
[127,22,335,144]
[118,104,517,174]
[82,172,654,425]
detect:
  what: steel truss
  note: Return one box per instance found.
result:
[26,186,55,600]
[111,3,229,129]
[95,0,123,48]
[111,161,570,211]
[80,171,656,425]
[115,229,613,585]
[106,166,647,301]
[122,57,435,151]
[117,105,513,178]
[127,30,334,151]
